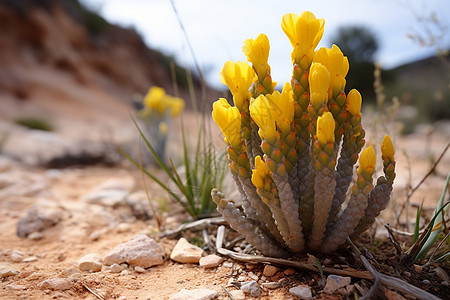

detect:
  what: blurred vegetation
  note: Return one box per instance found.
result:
[15,117,53,131]
[72,0,110,35]
[331,25,381,99]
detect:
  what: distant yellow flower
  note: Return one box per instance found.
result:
[358,146,376,175]
[309,62,330,109]
[212,98,242,149]
[347,89,362,115]
[243,33,270,75]
[250,95,278,144]
[251,156,271,189]
[381,135,395,160]
[317,112,335,144]
[142,86,184,116]
[313,45,349,93]
[220,61,255,109]
[158,122,168,135]
[281,11,324,62]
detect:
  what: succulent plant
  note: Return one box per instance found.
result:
[211,11,396,256]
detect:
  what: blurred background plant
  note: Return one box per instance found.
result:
[136,86,184,162]
[14,117,54,132]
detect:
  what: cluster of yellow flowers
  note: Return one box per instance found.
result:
[211,11,396,255]
[141,86,184,118]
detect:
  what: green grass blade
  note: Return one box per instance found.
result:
[130,115,178,184]
[415,172,450,261]
[169,158,196,217]
[180,119,195,206]
[414,200,424,243]
[117,145,184,205]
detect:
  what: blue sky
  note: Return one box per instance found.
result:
[82,0,449,89]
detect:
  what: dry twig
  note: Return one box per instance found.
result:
[347,238,442,300]
[160,217,226,238]
[81,282,104,300]
[215,226,373,280]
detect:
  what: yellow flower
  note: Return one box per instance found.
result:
[347,89,362,115]
[309,62,330,109]
[281,11,324,62]
[220,61,255,109]
[251,156,271,189]
[358,146,376,175]
[313,45,349,92]
[142,86,185,117]
[381,135,395,160]
[249,95,277,144]
[212,98,242,149]
[266,83,294,134]
[243,33,270,75]
[316,112,335,144]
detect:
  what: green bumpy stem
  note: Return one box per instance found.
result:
[227,144,280,242]
[351,176,393,239]
[308,140,337,251]
[255,172,297,250]
[328,91,347,145]
[329,112,366,225]
[291,57,312,203]
[212,189,289,258]
[321,168,373,253]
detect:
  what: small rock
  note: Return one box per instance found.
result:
[433,267,449,281]
[0,263,19,278]
[283,268,296,275]
[89,228,107,241]
[346,284,355,295]
[110,264,123,273]
[229,289,245,300]
[222,261,233,268]
[385,289,407,300]
[6,284,26,290]
[262,282,280,289]
[170,238,204,264]
[422,279,430,285]
[11,250,25,262]
[248,272,259,281]
[28,232,44,240]
[117,223,132,233]
[403,271,411,277]
[16,204,63,238]
[289,285,312,299]
[169,288,219,300]
[263,265,279,277]
[240,281,262,297]
[323,258,333,265]
[323,275,351,294]
[40,278,72,290]
[22,256,38,263]
[413,264,422,274]
[103,234,165,268]
[336,287,347,295]
[78,253,102,272]
[134,266,145,273]
[84,189,128,207]
[120,270,130,276]
[199,254,223,268]
[61,267,80,277]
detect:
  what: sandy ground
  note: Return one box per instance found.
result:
[0,113,448,300]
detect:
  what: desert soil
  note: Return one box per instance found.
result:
[0,114,449,300]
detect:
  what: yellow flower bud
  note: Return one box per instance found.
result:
[313,45,349,92]
[281,11,324,53]
[264,83,294,134]
[220,61,255,109]
[357,146,376,175]
[381,135,395,160]
[347,89,362,115]
[251,156,271,189]
[249,95,277,144]
[212,98,242,148]
[309,62,330,108]
[243,33,270,72]
[316,112,335,144]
